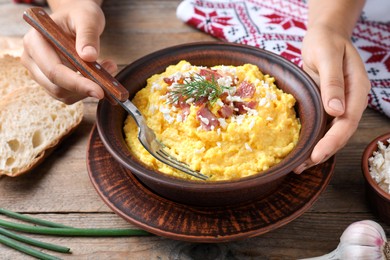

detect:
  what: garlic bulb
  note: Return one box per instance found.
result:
[300,220,390,260]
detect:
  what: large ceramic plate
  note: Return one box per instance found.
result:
[87,126,335,243]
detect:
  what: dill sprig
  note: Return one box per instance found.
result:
[167,73,230,105]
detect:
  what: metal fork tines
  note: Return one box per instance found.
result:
[122,100,209,180]
[155,146,209,180]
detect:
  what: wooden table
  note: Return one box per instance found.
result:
[1,0,390,259]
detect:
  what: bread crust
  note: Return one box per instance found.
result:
[0,55,84,177]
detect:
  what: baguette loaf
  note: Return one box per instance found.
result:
[0,55,84,177]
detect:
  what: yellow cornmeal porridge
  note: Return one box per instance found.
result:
[124,60,301,181]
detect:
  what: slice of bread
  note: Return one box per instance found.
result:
[0,55,84,177]
[0,54,40,97]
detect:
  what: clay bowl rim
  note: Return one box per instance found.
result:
[362,132,390,201]
[96,41,326,190]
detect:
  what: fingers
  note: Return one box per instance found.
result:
[100,59,118,75]
[316,46,346,117]
[21,3,108,104]
[294,44,370,174]
[22,29,105,104]
[72,7,105,62]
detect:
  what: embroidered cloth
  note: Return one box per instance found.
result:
[177,0,390,117]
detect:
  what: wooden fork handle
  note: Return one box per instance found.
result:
[23,7,129,103]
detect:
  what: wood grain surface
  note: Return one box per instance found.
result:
[88,125,335,242]
[1,0,390,259]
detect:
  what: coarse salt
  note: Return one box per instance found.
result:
[369,139,390,193]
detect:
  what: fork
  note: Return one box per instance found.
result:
[23,7,208,180]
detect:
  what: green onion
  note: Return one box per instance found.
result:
[0,227,70,253]
[0,234,61,260]
[0,208,70,228]
[0,219,151,237]
[0,209,151,259]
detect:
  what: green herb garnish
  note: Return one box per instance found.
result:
[0,208,151,259]
[167,73,231,105]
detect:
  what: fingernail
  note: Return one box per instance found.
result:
[328,99,344,113]
[82,46,97,57]
[294,163,307,175]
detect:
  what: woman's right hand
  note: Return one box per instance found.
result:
[22,0,117,104]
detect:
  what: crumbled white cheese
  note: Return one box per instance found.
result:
[249,119,255,129]
[182,63,191,71]
[172,72,183,82]
[159,106,174,124]
[168,82,180,91]
[216,99,224,107]
[227,86,237,95]
[159,94,168,101]
[218,118,227,129]
[148,104,158,113]
[218,66,237,75]
[195,147,206,154]
[259,97,268,107]
[266,91,277,101]
[159,106,170,114]
[198,115,210,125]
[217,76,233,87]
[245,143,253,152]
[244,106,258,116]
[183,76,192,82]
[151,82,162,91]
[232,115,245,125]
[369,139,390,193]
[163,113,174,124]
[226,95,243,102]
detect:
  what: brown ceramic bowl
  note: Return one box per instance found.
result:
[362,132,390,224]
[96,42,326,207]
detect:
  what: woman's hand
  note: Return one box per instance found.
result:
[22,0,117,104]
[294,25,371,173]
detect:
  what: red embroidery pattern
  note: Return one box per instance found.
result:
[13,0,46,5]
[187,8,234,40]
[263,14,306,31]
[177,0,390,118]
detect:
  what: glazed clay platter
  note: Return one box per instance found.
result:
[87,126,335,243]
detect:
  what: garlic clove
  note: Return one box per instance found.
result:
[300,220,389,260]
[340,221,387,249]
[338,244,386,260]
[340,225,386,246]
